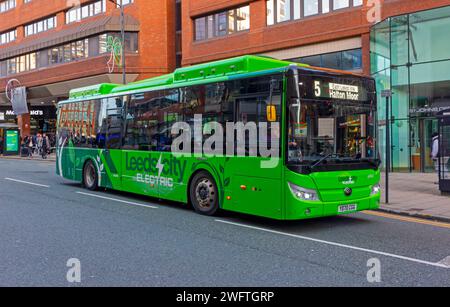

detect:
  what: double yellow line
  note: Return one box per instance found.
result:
[363,210,450,229]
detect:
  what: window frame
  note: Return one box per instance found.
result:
[267,0,364,26]
[194,5,250,42]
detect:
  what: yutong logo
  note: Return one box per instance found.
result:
[339,176,356,185]
[125,153,187,188]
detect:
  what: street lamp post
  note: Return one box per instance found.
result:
[381,89,392,204]
[107,0,127,85]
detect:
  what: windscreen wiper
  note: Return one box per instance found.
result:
[311,154,341,168]
[360,158,381,168]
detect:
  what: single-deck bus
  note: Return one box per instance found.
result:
[56,55,381,220]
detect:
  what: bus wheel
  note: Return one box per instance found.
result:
[189,171,219,216]
[83,160,98,191]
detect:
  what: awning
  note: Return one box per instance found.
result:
[0,123,19,129]
[0,15,140,60]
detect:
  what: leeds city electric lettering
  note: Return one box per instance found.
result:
[125,153,187,188]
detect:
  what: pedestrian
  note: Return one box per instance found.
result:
[431,132,449,179]
[26,136,33,158]
[32,134,38,155]
[37,134,42,155]
[40,133,50,159]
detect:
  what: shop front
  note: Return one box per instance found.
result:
[370,5,450,172]
[0,105,57,137]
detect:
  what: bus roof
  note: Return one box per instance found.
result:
[63,55,364,104]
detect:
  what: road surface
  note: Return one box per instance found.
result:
[0,158,449,286]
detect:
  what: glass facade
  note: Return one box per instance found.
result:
[370,5,450,172]
[289,48,362,71]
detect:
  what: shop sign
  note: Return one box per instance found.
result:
[3,109,45,117]
[410,106,450,115]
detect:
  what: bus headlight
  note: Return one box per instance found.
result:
[288,182,320,201]
[371,183,381,195]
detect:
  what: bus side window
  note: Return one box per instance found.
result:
[158,89,182,152]
[123,91,161,151]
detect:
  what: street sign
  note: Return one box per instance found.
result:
[11,86,29,115]
[381,90,392,98]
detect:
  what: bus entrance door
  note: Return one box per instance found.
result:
[224,157,282,219]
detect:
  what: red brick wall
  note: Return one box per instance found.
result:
[182,0,450,75]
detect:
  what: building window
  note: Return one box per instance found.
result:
[25,16,57,37]
[277,0,291,22]
[195,17,206,41]
[66,0,106,24]
[116,0,134,7]
[267,0,363,25]
[333,0,349,10]
[194,5,250,41]
[289,48,362,71]
[304,0,319,17]
[5,53,37,75]
[0,32,138,77]
[98,32,139,54]
[0,29,16,45]
[0,0,15,13]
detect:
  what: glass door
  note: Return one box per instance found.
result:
[420,118,438,173]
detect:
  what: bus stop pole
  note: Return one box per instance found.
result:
[385,95,390,204]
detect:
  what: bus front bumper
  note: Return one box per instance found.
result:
[284,193,381,220]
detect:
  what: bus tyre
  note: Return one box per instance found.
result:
[189,172,219,216]
[83,160,99,191]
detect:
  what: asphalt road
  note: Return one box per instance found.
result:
[0,158,449,287]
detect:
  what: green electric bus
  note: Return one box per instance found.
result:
[56,55,381,220]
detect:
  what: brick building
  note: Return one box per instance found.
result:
[182,0,450,173]
[183,0,450,73]
[0,0,181,137]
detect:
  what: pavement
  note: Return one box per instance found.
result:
[380,172,450,223]
[0,158,449,286]
[0,153,56,162]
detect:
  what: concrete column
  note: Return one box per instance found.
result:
[17,113,31,139]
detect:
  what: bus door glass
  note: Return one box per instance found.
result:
[101,96,125,188]
[223,75,283,219]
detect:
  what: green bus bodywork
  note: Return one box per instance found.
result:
[57,55,380,220]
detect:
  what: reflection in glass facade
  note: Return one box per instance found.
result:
[290,49,362,71]
[194,5,250,41]
[370,5,450,172]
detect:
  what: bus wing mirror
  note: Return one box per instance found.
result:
[287,66,300,99]
[267,105,277,122]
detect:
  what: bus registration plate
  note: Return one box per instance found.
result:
[338,204,357,213]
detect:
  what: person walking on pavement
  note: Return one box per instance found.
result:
[25,136,33,158]
[40,133,50,159]
[431,132,449,179]
[36,134,42,156]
